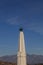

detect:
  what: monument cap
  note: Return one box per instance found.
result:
[19,28,23,31]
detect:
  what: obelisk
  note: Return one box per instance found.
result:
[17,28,27,65]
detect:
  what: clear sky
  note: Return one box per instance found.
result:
[0,0,43,56]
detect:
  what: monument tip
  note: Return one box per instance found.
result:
[19,28,23,31]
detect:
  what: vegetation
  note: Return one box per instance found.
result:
[35,64,43,65]
[0,61,43,65]
[0,61,16,65]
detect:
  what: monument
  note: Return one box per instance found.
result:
[17,28,27,65]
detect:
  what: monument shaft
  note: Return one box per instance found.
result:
[17,29,27,65]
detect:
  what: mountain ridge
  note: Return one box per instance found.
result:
[0,54,43,64]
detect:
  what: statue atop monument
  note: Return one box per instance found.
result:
[19,28,23,31]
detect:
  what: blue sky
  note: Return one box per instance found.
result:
[0,0,43,56]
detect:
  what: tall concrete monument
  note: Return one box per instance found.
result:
[17,28,27,65]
